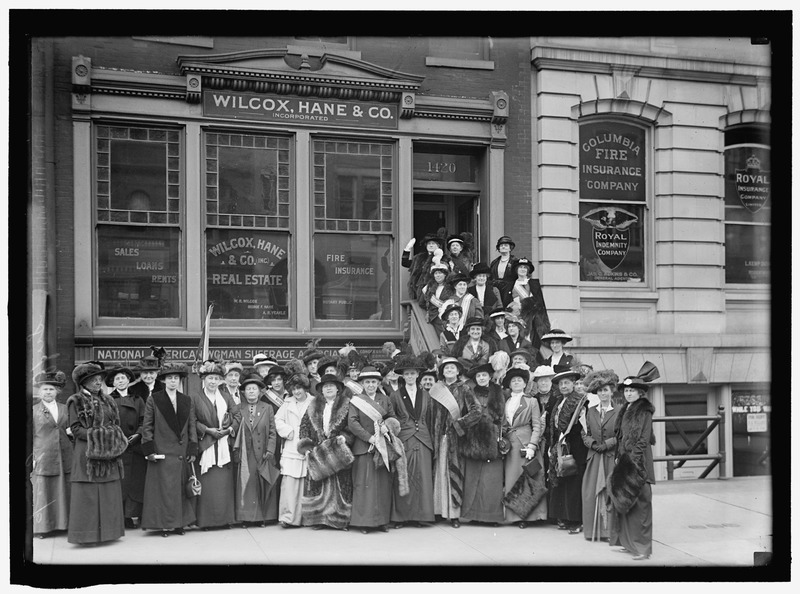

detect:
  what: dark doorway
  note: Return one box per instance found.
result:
[411,193,478,257]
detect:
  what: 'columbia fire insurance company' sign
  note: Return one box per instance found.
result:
[204,91,399,130]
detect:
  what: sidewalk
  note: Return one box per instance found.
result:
[31,476,772,568]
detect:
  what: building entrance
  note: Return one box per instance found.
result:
[411,193,479,260]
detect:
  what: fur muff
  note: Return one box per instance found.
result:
[306,435,355,482]
[608,398,655,514]
[458,384,505,461]
[503,471,548,519]
[608,452,647,515]
[86,424,128,461]
[379,418,409,497]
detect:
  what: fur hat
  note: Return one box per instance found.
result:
[198,360,225,378]
[72,361,107,388]
[449,273,471,288]
[489,350,510,385]
[316,355,341,375]
[158,362,188,378]
[503,367,531,388]
[286,373,311,390]
[301,338,324,365]
[34,370,67,389]
[284,358,309,380]
[105,366,136,387]
[585,369,619,394]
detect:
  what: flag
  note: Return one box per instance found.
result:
[198,302,214,363]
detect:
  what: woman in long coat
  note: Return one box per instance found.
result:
[348,366,397,533]
[608,363,659,560]
[467,262,503,313]
[489,235,519,307]
[402,233,447,300]
[580,369,620,541]
[389,356,436,528]
[275,373,314,527]
[106,366,146,529]
[31,370,72,537]
[66,362,126,544]
[430,356,481,528]
[547,367,588,533]
[502,368,547,527]
[459,363,506,525]
[232,373,278,526]
[140,363,198,537]
[192,361,242,530]
[420,261,455,337]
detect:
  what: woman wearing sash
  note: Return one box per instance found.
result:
[502,368,548,527]
[459,363,506,526]
[430,357,481,528]
[449,274,483,324]
[450,317,493,370]
[419,258,455,337]
[438,302,463,354]
[348,366,397,533]
[389,355,436,528]
[192,361,242,530]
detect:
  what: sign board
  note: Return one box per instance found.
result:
[579,121,646,202]
[746,413,768,433]
[203,91,399,130]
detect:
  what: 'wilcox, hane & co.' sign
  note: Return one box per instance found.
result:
[203,91,399,129]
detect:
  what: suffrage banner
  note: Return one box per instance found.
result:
[204,91,399,130]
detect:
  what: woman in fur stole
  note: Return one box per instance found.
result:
[31,370,72,537]
[297,374,355,530]
[232,373,278,526]
[192,361,242,530]
[66,362,126,544]
[430,357,482,528]
[608,363,659,560]
[459,363,507,525]
[502,368,548,527]
[546,366,589,533]
[402,232,448,300]
[580,369,620,541]
[347,366,397,533]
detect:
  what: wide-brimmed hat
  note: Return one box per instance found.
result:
[316,355,341,374]
[446,234,465,248]
[552,364,582,383]
[437,356,464,377]
[503,367,531,388]
[316,373,344,395]
[136,355,162,372]
[448,273,471,287]
[357,366,383,381]
[488,306,507,319]
[509,349,532,364]
[34,370,67,389]
[240,373,266,390]
[252,353,277,368]
[465,362,494,379]
[531,365,556,380]
[618,361,660,393]
[463,316,484,329]
[495,235,516,250]
[158,362,188,378]
[266,365,287,380]
[541,329,573,344]
[105,366,136,387]
[512,258,534,276]
[198,360,225,378]
[470,262,492,278]
[72,361,107,388]
[286,373,311,390]
[585,369,620,394]
[440,302,463,320]
[422,233,445,249]
[394,355,425,373]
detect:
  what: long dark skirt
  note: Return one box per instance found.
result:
[32,473,70,534]
[67,480,124,544]
[392,436,434,523]
[460,457,505,523]
[548,467,585,524]
[350,453,393,527]
[610,482,653,555]
[120,450,146,519]
[194,464,235,528]
[302,468,353,529]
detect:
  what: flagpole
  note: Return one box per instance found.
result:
[195,302,215,372]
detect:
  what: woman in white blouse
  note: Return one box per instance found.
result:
[542,329,575,369]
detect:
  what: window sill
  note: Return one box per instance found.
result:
[425,56,495,70]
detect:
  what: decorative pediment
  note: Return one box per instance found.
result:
[177,48,425,104]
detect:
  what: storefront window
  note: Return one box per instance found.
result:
[578,120,648,283]
[95,124,182,319]
[731,388,770,476]
[313,139,394,322]
[724,125,770,284]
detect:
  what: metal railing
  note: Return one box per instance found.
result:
[653,405,726,479]
[401,299,442,355]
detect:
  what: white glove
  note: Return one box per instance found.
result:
[404,237,416,251]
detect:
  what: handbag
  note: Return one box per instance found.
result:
[555,394,586,478]
[185,463,202,498]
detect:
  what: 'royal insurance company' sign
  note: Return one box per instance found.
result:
[203,91,399,130]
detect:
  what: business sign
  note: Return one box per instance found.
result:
[580,121,646,202]
[735,153,770,214]
[579,203,644,282]
[206,229,289,320]
[203,91,399,130]
[746,413,768,433]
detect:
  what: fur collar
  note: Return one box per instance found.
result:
[615,397,655,455]
[306,393,351,438]
[472,383,505,421]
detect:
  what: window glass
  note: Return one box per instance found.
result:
[314,234,392,321]
[325,154,381,220]
[579,202,645,282]
[206,229,289,320]
[731,389,770,476]
[97,226,180,318]
[724,126,770,284]
[428,37,485,60]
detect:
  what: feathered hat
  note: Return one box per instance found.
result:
[429,249,450,274]
[197,359,225,377]
[301,338,324,365]
[585,369,620,394]
[34,369,67,389]
[488,350,510,384]
[284,357,309,380]
[158,362,189,378]
[618,361,660,392]
[71,361,107,388]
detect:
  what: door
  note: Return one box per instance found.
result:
[411,193,479,258]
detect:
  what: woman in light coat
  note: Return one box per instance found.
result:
[275,373,315,527]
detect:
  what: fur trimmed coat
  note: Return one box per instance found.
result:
[458,383,506,461]
[608,397,656,515]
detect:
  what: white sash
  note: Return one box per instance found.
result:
[428,382,461,422]
[457,293,474,330]
[349,393,391,471]
[264,388,284,409]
